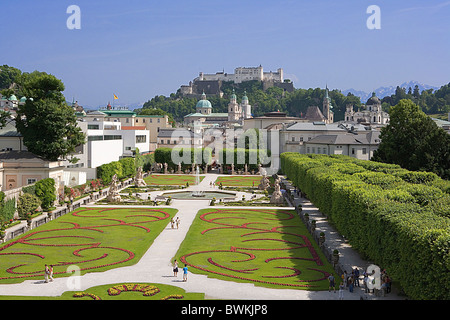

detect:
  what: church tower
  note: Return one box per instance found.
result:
[241,90,252,119]
[322,85,334,123]
[228,89,241,122]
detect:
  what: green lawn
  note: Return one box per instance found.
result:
[0,207,177,284]
[215,176,262,187]
[174,208,338,290]
[0,282,204,300]
[144,174,204,185]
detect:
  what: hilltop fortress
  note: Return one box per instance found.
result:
[178,65,294,97]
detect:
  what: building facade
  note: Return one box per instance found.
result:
[345,92,389,125]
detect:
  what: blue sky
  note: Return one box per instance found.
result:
[1,0,449,108]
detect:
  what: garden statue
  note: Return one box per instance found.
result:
[164,163,168,174]
[258,174,270,190]
[270,177,284,204]
[107,174,122,202]
[231,163,235,175]
[177,162,182,174]
[135,166,147,187]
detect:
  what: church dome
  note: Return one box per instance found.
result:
[366,92,381,105]
[242,90,248,102]
[196,92,212,109]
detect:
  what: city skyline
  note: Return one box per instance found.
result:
[1,0,449,107]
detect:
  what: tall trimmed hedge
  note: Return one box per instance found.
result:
[281,153,450,300]
[154,147,212,170]
[97,157,137,185]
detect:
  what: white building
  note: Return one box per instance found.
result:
[345,92,389,125]
[67,113,149,180]
[279,121,374,154]
[303,131,381,160]
[196,66,283,84]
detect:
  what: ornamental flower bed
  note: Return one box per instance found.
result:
[176,208,337,290]
[0,207,177,283]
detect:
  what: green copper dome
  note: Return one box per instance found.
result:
[366,92,381,105]
[230,88,237,101]
[242,90,248,102]
[196,92,212,109]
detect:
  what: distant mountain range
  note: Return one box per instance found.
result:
[342,81,440,103]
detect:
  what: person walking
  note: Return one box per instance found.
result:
[173,260,179,277]
[183,264,188,282]
[170,218,174,229]
[175,217,180,229]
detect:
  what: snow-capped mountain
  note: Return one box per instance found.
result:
[343,81,440,102]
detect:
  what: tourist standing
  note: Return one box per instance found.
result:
[173,260,179,277]
[44,264,49,283]
[49,265,54,282]
[176,217,180,229]
[338,282,345,300]
[354,267,360,287]
[170,218,174,229]
[183,264,188,282]
[328,274,336,293]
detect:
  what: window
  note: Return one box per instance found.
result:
[352,148,355,155]
[291,136,295,142]
[126,118,129,123]
[157,119,160,123]
[306,147,310,153]
[87,124,99,129]
[88,135,103,141]
[136,135,146,143]
[362,148,367,154]
[104,135,122,140]
[27,178,37,185]
[300,137,304,142]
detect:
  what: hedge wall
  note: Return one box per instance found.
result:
[281,152,450,300]
[97,157,137,185]
[154,147,212,170]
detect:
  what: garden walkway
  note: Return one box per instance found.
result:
[0,174,402,300]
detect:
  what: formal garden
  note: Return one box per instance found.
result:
[0,207,177,284]
[175,208,338,290]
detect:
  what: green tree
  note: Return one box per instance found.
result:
[373,99,450,179]
[15,73,85,162]
[34,178,56,210]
